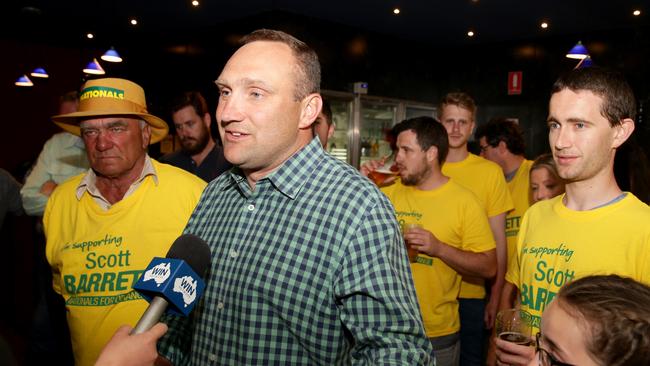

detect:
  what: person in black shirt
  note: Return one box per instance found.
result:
[160,91,231,182]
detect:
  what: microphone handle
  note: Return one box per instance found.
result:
[131,296,169,335]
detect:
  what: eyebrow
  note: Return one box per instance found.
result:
[546,116,593,125]
[175,118,195,125]
[107,120,129,128]
[80,120,129,129]
[566,117,592,124]
[215,77,276,92]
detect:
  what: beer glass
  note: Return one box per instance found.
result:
[368,155,397,186]
[496,308,533,346]
[403,223,422,263]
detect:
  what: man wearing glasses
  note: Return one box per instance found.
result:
[474,118,533,278]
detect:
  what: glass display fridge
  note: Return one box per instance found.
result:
[322,90,437,169]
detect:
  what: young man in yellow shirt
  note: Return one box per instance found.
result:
[362,116,496,366]
[474,118,533,303]
[497,67,650,365]
[438,93,513,366]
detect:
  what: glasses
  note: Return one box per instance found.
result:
[479,144,491,152]
[535,332,575,366]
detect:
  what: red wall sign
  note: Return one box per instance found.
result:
[508,71,523,95]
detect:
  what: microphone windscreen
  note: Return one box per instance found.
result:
[166,234,211,278]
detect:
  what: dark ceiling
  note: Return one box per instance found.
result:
[2,0,649,174]
[5,0,648,47]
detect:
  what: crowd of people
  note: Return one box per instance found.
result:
[1,29,649,366]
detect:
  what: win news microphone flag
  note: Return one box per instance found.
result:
[131,234,211,334]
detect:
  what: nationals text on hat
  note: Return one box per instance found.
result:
[52,78,169,144]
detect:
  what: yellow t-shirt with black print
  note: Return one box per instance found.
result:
[506,193,650,333]
[442,153,513,298]
[382,179,495,337]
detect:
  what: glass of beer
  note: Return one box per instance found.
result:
[369,155,397,186]
[496,308,533,346]
[403,223,422,263]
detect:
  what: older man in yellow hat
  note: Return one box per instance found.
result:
[43,78,206,366]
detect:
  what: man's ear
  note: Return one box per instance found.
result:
[298,94,323,129]
[497,140,508,154]
[426,145,438,164]
[612,118,635,149]
[202,113,212,129]
[141,124,152,149]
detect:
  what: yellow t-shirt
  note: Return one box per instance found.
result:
[44,160,206,366]
[382,179,495,337]
[506,159,533,270]
[505,193,650,333]
[442,153,514,298]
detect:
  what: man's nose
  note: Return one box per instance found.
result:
[95,130,113,151]
[552,126,571,150]
[217,95,245,124]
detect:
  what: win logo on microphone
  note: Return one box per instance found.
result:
[133,258,205,316]
[173,276,197,306]
[143,262,171,286]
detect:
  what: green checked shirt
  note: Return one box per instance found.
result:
[158,138,433,365]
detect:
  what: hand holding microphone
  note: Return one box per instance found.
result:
[95,323,168,366]
[131,233,211,334]
[95,234,210,365]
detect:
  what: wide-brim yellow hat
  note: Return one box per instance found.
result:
[52,78,169,144]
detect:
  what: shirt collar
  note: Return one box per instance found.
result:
[75,154,159,201]
[224,137,325,200]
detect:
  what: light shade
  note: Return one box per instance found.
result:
[83,58,105,75]
[576,56,594,69]
[30,67,49,78]
[15,74,34,87]
[566,41,589,59]
[101,47,123,63]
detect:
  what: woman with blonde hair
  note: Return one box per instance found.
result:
[529,153,565,203]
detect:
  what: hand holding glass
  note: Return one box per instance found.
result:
[368,155,397,186]
[403,223,421,263]
[496,308,533,346]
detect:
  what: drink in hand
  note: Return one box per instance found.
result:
[498,331,533,346]
[369,168,397,186]
[369,155,397,186]
[403,223,422,263]
[496,308,533,346]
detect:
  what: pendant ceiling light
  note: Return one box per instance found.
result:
[83,58,105,75]
[566,41,589,60]
[30,67,49,78]
[101,47,123,63]
[15,74,34,87]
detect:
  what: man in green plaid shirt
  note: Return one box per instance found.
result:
[95,29,433,366]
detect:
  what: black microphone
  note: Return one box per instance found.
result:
[131,234,211,334]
